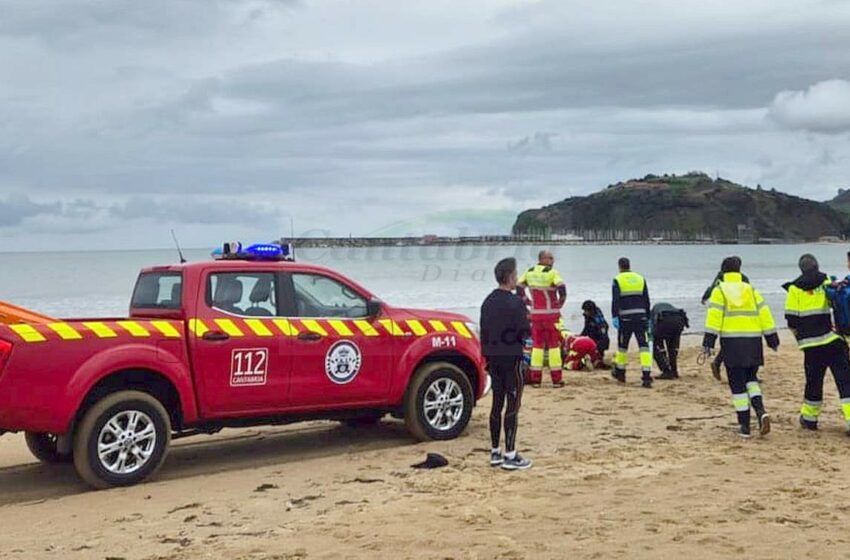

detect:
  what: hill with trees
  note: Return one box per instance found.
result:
[513,172,848,242]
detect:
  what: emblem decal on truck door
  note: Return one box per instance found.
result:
[325,341,362,384]
[230,348,269,386]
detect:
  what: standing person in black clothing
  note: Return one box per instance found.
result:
[480,257,533,471]
[650,302,689,380]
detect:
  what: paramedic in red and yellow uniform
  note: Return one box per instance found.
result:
[517,250,566,387]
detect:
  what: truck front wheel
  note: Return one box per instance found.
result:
[73,391,171,489]
[25,432,72,464]
[404,362,473,441]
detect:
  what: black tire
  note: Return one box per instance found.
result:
[73,390,171,490]
[404,362,473,441]
[25,432,72,464]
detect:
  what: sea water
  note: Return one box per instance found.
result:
[0,244,846,333]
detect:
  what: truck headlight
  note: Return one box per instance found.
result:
[465,321,480,339]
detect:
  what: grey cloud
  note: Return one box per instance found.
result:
[768,80,850,133]
[109,196,284,227]
[0,193,62,227]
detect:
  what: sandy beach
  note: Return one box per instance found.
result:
[2,331,849,559]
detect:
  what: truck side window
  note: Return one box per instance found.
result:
[291,274,367,318]
[207,273,277,317]
[131,272,183,309]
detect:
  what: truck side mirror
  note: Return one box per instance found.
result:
[366,298,383,317]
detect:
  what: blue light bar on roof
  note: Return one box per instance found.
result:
[211,241,294,261]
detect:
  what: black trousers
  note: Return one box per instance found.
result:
[803,339,850,408]
[726,366,765,428]
[488,356,524,453]
[653,332,682,375]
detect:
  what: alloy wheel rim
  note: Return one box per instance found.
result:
[96,410,157,475]
[423,377,464,431]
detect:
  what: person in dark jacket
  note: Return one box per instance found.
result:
[650,303,689,380]
[480,257,533,471]
[784,254,850,433]
[580,300,610,365]
[701,257,750,380]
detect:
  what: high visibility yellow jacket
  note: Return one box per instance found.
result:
[612,271,650,320]
[518,264,565,319]
[784,271,840,350]
[703,272,779,367]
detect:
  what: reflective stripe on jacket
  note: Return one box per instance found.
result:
[518,264,565,317]
[703,272,778,367]
[612,271,649,320]
[784,274,840,350]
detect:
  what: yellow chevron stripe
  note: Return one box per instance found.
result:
[244,319,273,337]
[214,318,244,337]
[451,321,472,338]
[116,321,150,337]
[82,321,117,339]
[150,321,181,338]
[272,319,299,336]
[406,319,427,336]
[327,319,354,336]
[188,318,209,337]
[379,319,406,336]
[47,322,82,340]
[428,320,448,332]
[9,324,46,343]
[353,319,379,337]
[301,319,328,336]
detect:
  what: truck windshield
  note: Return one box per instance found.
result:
[131,272,183,309]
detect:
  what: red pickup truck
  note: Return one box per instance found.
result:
[0,249,486,488]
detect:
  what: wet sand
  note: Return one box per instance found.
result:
[2,331,849,559]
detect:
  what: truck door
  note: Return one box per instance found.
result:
[283,272,394,408]
[189,271,291,417]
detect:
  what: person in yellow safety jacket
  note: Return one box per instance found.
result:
[703,257,779,438]
[611,257,653,388]
[517,250,566,387]
[783,254,850,434]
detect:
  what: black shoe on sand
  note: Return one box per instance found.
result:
[799,416,818,431]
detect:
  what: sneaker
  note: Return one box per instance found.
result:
[655,371,676,380]
[489,450,504,467]
[799,416,818,431]
[529,382,542,389]
[501,454,533,471]
[552,380,565,388]
[757,413,771,436]
[738,425,752,439]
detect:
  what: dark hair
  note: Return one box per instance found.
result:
[721,256,741,273]
[494,257,517,285]
[618,257,630,270]
[582,300,596,312]
[799,253,819,273]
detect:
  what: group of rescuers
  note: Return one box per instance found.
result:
[479,250,850,471]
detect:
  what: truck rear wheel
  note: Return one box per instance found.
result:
[25,432,72,464]
[404,362,473,441]
[73,390,171,489]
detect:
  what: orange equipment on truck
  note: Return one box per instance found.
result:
[0,301,54,325]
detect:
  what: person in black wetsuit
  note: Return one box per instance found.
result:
[480,257,533,471]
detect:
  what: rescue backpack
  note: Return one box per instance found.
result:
[831,282,850,336]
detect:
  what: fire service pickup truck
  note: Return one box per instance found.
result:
[0,243,486,489]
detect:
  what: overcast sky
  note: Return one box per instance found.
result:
[1,0,850,250]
